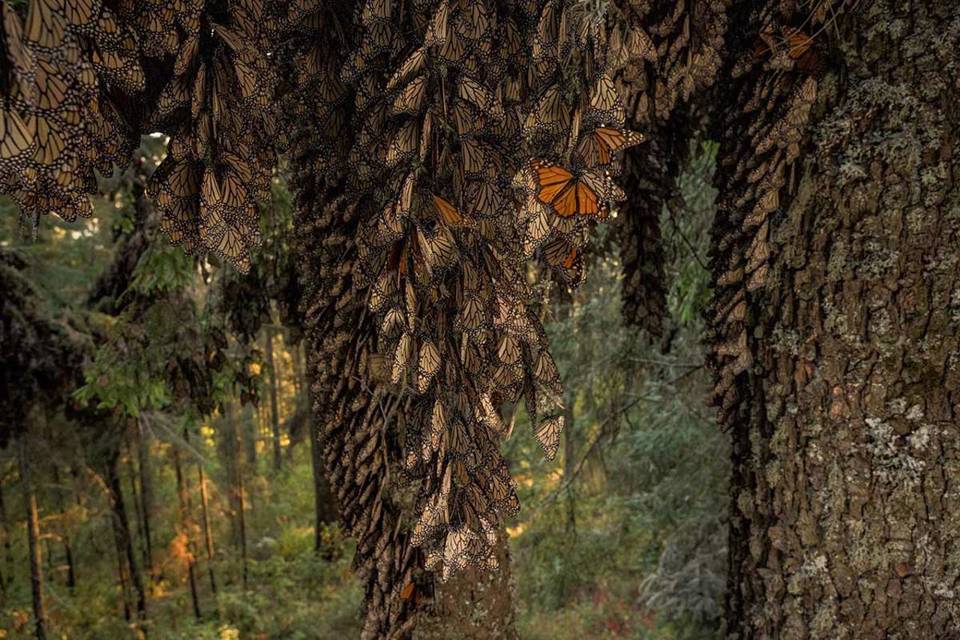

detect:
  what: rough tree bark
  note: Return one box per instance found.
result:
[713,0,960,636]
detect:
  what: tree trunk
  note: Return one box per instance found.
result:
[172,443,202,620]
[236,467,248,589]
[126,451,145,572]
[19,437,47,640]
[309,409,337,556]
[105,451,147,625]
[0,472,13,596]
[220,402,249,588]
[413,528,518,640]
[265,328,283,472]
[196,463,218,597]
[712,0,960,636]
[136,421,155,580]
[51,466,76,590]
[110,510,132,622]
[244,404,258,467]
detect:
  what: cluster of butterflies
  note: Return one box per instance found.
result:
[516,73,644,285]
[1,0,320,271]
[709,3,825,426]
[323,0,645,580]
[0,0,144,221]
[2,0,645,586]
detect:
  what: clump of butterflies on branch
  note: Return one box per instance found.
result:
[1,0,646,579]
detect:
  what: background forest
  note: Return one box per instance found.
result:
[0,138,726,640]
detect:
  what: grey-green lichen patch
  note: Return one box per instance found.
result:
[864,417,925,485]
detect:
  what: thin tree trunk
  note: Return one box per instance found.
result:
[106,451,147,625]
[196,463,218,596]
[172,444,201,620]
[19,437,47,640]
[126,450,145,574]
[0,477,7,599]
[221,402,249,587]
[711,0,960,636]
[309,410,337,555]
[109,511,132,622]
[244,404,257,467]
[51,466,76,590]
[136,421,155,580]
[236,466,248,589]
[265,328,283,471]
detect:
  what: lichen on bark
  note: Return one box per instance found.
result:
[719,0,960,636]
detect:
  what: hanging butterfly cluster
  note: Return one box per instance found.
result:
[127,0,290,272]
[0,0,144,220]
[322,0,644,582]
[708,0,826,427]
[1,0,312,272]
[607,0,728,335]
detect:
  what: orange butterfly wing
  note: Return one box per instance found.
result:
[550,182,580,217]
[433,194,463,226]
[574,181,600,217]
[535,164,573,204]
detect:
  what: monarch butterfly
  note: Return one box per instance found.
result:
[540,235,582,283]
[392,74,427,115]
[0,108,35,169]
[524,84,570,138]
[386,46,425,90]
[533,349,560,387]
[533,162,625,219]
[385,120,418,167]
[432,195,464,226]
[31,56,69,110]
[425,0,449,47]
[425,397,446,454]
[29,113,65,164]
[460,137,491,178]
[575,126,644,166]
[465,179,502,218]
[522,200,553,252]
[534,415,563,459]
[416,339,441,393]
[586,73,625,126]
[381,307,406,339]
[455,0,490,42]
[456,292,488,332]
[392,331,413,385]
[497,334,520,364]
[3,4,36,99]
[24,0,67,50]
[413,224,454,272]
[458,76,501,119]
